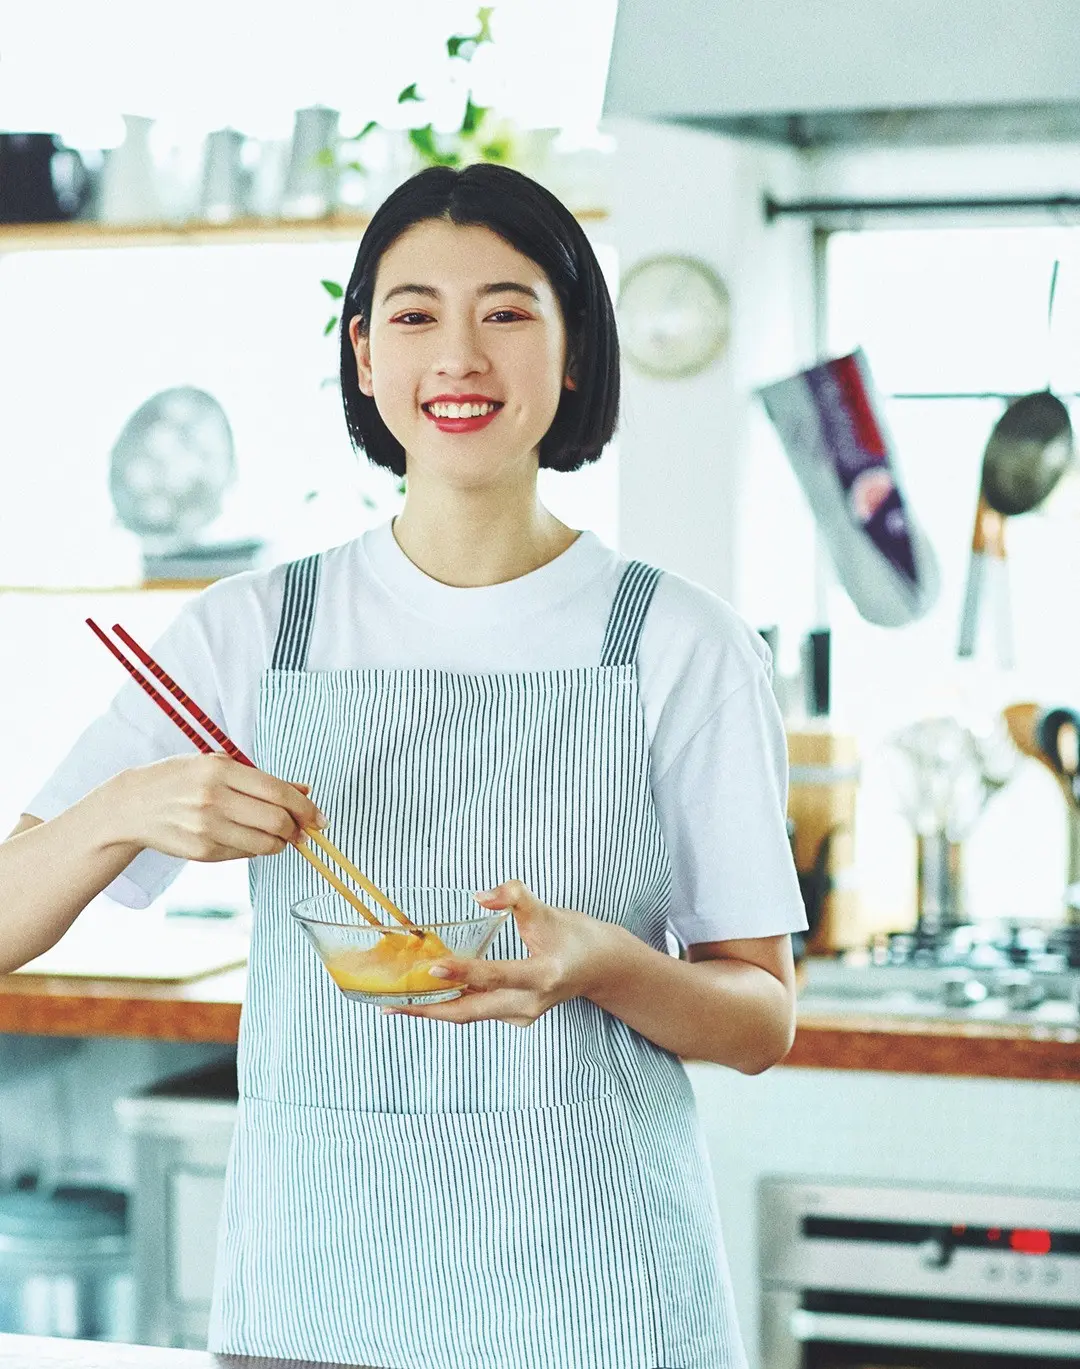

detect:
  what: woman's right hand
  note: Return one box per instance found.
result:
[98,753,328,863]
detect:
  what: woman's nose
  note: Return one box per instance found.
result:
[434,321,489,378]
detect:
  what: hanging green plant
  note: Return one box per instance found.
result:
[317,8,507,338]
[321,278,344,336]
[400,6,502,170]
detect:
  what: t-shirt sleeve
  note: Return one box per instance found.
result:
[653,669,808,947]
[23,580,267,910]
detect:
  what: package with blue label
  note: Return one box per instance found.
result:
[759,349,939,627]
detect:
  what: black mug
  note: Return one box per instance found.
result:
[0,132,90,223]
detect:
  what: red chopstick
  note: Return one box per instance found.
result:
[108,621,255,767]
[85,618,228,762]
[84,618,416,932]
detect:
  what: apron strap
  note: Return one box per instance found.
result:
[600,560,662,667]
[271,553,322,670]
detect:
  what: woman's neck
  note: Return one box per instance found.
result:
[391,482,578,588]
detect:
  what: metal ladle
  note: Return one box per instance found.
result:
[958,261,1075,664]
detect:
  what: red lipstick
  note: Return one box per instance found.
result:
[422,394,504,434]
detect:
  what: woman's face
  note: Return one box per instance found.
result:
[350,219,573,490]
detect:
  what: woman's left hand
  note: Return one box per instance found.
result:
[385,880,613,1027]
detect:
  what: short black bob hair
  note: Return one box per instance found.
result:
[339,162,619,477]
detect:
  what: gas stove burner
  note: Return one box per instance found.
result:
[802,923,1080,1026]
[1048,923,1080,969]
[879,922,1054,969]
[883,927,956,965]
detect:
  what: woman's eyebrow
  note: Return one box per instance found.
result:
[380,281,541,306]
[381,283,439,305]
[478,282,540,301]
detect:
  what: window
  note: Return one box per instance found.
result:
[824,225,1080,926]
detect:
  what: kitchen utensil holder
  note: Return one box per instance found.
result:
[1066,806,1080,924]
[915,830,966,934]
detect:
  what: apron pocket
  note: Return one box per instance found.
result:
[214,1093,663,1369]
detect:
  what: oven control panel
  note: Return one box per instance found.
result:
[760,1178,1080,1305]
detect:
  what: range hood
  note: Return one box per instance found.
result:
[603,0,1080,147]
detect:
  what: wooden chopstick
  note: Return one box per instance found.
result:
[86,618,417,934]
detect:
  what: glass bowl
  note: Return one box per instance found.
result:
[290,886,508,1006]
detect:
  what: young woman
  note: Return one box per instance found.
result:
[1,164,806,1369]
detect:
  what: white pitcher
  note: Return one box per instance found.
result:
[280,106,339,219]
[98,115,162,224]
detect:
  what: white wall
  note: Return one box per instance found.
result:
[604,118,816,608]
[807,137,1080,207]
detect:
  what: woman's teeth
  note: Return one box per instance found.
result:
[425,401,499,419]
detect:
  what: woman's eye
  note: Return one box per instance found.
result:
[390,311,434,325]
[486,309,530,323]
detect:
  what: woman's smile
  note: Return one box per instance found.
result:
[422,392,505,433]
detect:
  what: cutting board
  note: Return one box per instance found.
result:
[12,905,249,982]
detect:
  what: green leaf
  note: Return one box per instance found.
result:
[408,125,437,158]
[312,147,336,168]
[396,477,407,496]
[448,7,494,60]
[475,7,494,43]
[321,279,344,299]
[354,119,378,140]
[480,140,510,163]
[344,160,366,173]
[461,97,488,135]
[409,125,460,167]
[398,82,423,104]
[323,315,338,335]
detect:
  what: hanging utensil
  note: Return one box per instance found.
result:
[1003,701,1060,780]
[1036,706,1080,809]
[958,261,1075,664]
[980,388,1074,516]
[1004,701,1080,928]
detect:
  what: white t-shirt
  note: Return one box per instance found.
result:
[27,523,807,946]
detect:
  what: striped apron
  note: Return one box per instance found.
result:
[208,554,746,1369]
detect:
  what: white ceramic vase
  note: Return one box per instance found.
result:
[98,115,162,224]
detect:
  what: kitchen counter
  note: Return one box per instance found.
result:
[0,967,244,1043]
[788,1006,1079,1081]
[0,1334,364,1368]
[2,965,1077,1079]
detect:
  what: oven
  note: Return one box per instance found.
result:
[759,1178,1080,1368]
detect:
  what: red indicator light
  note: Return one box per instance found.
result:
[952,1224,966,1235]
[1009,1229,1052,1255]
[987,1228,1001,1241]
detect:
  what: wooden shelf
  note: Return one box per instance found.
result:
[0,207,608,254]
[0,214,373,252]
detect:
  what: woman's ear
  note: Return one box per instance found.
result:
[349,315,375,397]
[564,354,578,392]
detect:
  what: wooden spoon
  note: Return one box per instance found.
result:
[1003,701,1076,804]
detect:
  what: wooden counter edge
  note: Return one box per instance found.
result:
[787,1011,1080,1082]
[0,968,244,1044]
[3,973,1079,1079]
